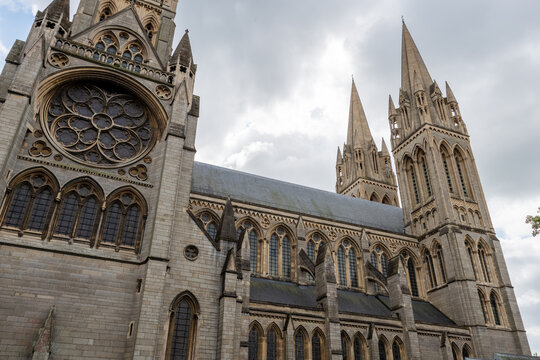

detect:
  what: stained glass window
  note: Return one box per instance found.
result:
[349,248,358,287]
[312,332,322,360]
[249,230,258,273]
[121,205,140,247]
[378,340,387,360]
[381,254,388,277]
[27,189,52,232]
[44,82,156,167]
[282,236,291,279]
[4,183,32,228]
[407,258,419,297]
[341,333,349,360]
[267,328,277,360]
[207,222,217,240]
[76,197,98,239]
[55,192,79,236]
[354,337,363,360]
[490,293,501,325]
[269,234,278,277]
[169,300,193,360]
[295,331,305,360]
[248,326,259,360]
[338,246,347,286]
[307,241,315,262]
[392,340,401,360]
[102,202,122,244]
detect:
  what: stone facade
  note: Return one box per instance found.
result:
[0,1,531,359]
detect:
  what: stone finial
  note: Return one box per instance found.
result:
[388,95,398,117]
[445,81,457,104]
[315,242,336,284]
[217,197,237,243]
[171,29,194,66]
[32,305,55,360]
[296,216,306,240]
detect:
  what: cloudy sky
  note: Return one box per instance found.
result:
[1,0,540,354]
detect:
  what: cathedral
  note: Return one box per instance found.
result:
[0,0,533,359]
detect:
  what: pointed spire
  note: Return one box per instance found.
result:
[381,138,390,157]
[346,79,374,149]
[171,29,194,66]
[217,198,237,243]
[43,0,70,24]
[336,147,343,164]
[388,95,398,117]
[401,22,432,95]
[445,81,457,103]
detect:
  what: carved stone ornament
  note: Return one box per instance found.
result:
[29,141,52,157]
[43,82,158,168]
[155,85,172,100]
[129,164,148,181]
[48,52,70,68]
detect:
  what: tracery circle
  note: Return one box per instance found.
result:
[43,82,157,167]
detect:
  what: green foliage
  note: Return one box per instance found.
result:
[525,207,540,237]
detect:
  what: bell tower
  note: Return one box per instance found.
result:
[336,80,398,206]
[389,22,530,357]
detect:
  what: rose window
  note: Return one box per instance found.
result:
[44,82,156,167]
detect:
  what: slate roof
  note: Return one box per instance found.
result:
[191,162,405,234]
[249,277,456,326]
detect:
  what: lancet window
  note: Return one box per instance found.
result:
[424,250,437,288]
[248,323,263,360]
[353,335,365,360]
[435,243,447,283]
[490,292,502,326]
[378,338,388,360]
[268,226,293,280]
[401,251,419,297]
[478,243,492,283]
[294,329,307,360]
[166,293,198,360]
[198,211,218,241]
[312,331,323,360]
[392,339,403,360]
[335,239,359,288]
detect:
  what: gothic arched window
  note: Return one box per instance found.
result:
[307,232,325,263]
[454,148,472,199]
[392,339,403,360]
[490,292,502,326]
[341,332,350,360]
[338,246,347,286]
[424,250,437,288]
[122,42,144,63]
[294,329,307,360]
[99,188,146,252]
[248,323,263,360]
[440,144,455,193]
[307,240,315,262]
[312,331,323,360]
[378,338,387,360]
[462,345,471,359]
[166,294,198,360]
[198,211,219,241]
[353,335,365,360]
[1,169,57,237]
[401,251,419,297]
[348,248,358,287]
[99,7,112,21]
[418,150,432,198]
[95,33,118,54]
[53,180,103,243]
[268,226,293,280]
[237,220,259,273]
[478,290,488,324]
[266,327,278,360]
[145,23,154,39]
[466,240,478,280]
[404,156,420,205]
[435,243,447,283]
[478,243,492,283]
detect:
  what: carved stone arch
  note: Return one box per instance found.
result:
[378,334,390,359]
[370,191,381,202]
[0,167,60,237]
[294,325,309,341]
[382,194,392,205]
[61,176,105,199]
[462,343,473,358]
[399,151,414,164]
[306,230,329,264]
[489,289,505,325]
[341,330,352,358]
[369,242,392,257]
[464,235,475,248]
[451,342,461,360]
[97,0,119,22]
[52,176,105,243]
[398,247,420,265]
[439,139,453,154]
[6,166,60,193]
[166,291,200,360]
[248,320,264,360]
[412,143,427,159]
[391,336,405,360]
[235,215,263,235]
[353,332,368,354]
[98,185,148,252]
[265,321,284,341]
[477,238,492,253]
